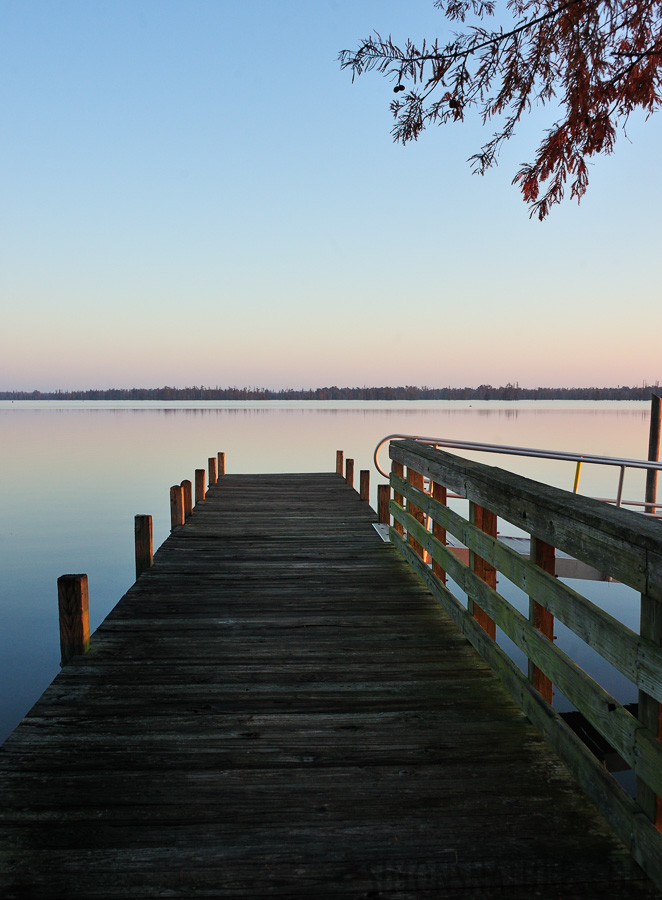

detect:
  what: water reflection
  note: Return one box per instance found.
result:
[0,401,654,745]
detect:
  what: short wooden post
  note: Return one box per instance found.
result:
[181,479,193,518]
[57,574,90,666]
[378,484,390,525]
[195,469,206,504]
[359,469,370,502]
[469,502,497,640]
[638,590,662,828]
[134,514,153,579]
[345,458,354,488]
[406,468,426,559]
[432,481,447,585]
[392,461,405,537]
[336,450,344,476]
[208,456,217,486]
[218,452,226,476]
[645,391,661,513]
[170,484,184,529]
[528,537,555,704]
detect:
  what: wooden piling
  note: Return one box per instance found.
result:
[406,468,425,560]
[345,458,354,488]
[528,537,555,704]
[469,502,497,640]
[645,391,661,514]
[359,469,370,502]
[432,481,448,585]
[378,484,390,525]
[392,461,405,537]
[336,450,344,476]
[57,574,90,666]
[181,479,193,518]
[208,457,217,486]
[218,452,226,476]
[195,469,206,504]
[134,515,153,579]
[170,485,184,530]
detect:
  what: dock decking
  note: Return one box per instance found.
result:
[1,473,660,897]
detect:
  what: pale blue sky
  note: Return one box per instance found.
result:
[1,0,660,391]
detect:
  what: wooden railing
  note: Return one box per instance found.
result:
[387,439,662,890]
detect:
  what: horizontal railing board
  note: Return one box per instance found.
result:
[391,528,662,893]
[391,474,662,705]
[390,440,662,600]
[392,501,662,801]
[388,440,662,889]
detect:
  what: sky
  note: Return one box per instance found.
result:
[1,0,660,392]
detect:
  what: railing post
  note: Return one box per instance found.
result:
[645,391,661,514]
[573,459,583,494]
[218,451,226,476]
[134,514,153,578]
[432,481,447,585]
[468,502,497,640]
[638,590,662,828]
[57,574,90,666]
[195,469,206,504]
[528,537,555,704]
[359,469,370,502]
[406,467,425,559]
[208,456,218,486]
[336,450,344,476]
[378,484,390,525]
[181,479,193,518]
[345,458,354,488]
[392,461,404,537]
[170,484,184,529]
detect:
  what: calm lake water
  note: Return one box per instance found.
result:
[0,400,656,746]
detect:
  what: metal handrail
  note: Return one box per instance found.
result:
[374,433,662,511]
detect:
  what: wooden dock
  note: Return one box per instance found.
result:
[1,471,660,897]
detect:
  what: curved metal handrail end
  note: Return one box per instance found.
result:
[373,433,662,498]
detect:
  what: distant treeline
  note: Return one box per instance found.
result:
[2,384,660,401]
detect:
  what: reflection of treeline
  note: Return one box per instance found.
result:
[2,383,660,401]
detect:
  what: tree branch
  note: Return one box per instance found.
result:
[340,0,662,217]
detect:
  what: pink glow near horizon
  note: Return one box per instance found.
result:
[1,4,660,392]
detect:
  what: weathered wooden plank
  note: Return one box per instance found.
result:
[0,828,655,900]
[1,471,659,898]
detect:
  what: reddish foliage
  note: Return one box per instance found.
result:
[339,0,662,218]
